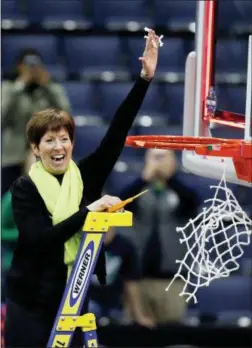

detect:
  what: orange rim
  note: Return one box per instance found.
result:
[126,135,240,145]
[125,135,252,182]
[126,135,242,152]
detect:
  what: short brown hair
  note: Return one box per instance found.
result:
[26,108,75,146]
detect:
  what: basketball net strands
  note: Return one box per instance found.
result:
[165,171,252,304]
[126,1,252,303]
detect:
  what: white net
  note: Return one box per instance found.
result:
[166,171,252,304]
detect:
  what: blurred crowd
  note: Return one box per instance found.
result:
[1,47,251,348]
[1,48,251,326]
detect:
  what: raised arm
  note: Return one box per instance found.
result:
[79,29,161,190]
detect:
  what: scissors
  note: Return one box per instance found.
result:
[107,189,148,213]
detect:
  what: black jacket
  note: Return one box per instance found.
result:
[7,77,151,319]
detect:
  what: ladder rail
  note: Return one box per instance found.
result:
[47,210,133,348]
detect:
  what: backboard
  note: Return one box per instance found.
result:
[182,1,252,187]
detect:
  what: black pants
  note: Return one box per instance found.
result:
[4,299,87,347]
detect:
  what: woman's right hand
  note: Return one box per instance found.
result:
[87,195,122,212]
[139,28,161,80]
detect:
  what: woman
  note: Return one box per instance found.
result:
[4,30,160,347]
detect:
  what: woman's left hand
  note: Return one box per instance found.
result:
[139,29,161,80]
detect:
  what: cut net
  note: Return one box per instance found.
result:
[166,170,252,304]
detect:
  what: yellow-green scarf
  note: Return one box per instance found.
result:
[29,160,84,278]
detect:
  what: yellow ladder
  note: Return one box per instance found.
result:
[47,210,133,347]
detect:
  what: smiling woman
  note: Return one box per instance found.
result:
[4,29,161,348]
[27,109,74,175]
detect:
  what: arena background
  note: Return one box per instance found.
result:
[1,0,252,347]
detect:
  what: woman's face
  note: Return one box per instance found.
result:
[32,128,73,175]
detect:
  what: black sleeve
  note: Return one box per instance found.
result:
[11,177,89,249]
[78,77,151,196]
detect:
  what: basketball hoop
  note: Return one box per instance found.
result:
[125,135,252,182]
[126,134,252,303]
[124,16,252,303]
